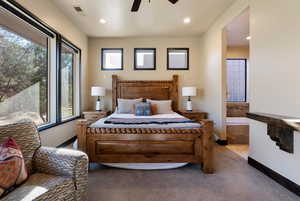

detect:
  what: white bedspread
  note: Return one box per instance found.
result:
[90,112,201,129]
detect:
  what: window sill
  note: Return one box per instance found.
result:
[38,116,81,132]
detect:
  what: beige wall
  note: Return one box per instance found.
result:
[88,37,205,112]
[200,0,249,139]
[16,0,88,146]
[249,0,300,184]
[227,45,249,58]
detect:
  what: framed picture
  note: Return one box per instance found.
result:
[101,48,123,70]
[134,48,156,70]
[167,48,189,70]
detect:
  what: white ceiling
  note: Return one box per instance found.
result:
[226,9,249,46]
[52,0,236,37]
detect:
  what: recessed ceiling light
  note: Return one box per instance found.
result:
[99,18,107,24]
[246,36,251,40]
[184,17,191,24]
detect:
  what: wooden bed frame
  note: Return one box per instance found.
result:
[77,75,214,173]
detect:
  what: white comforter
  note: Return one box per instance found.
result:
[90,112,201,129]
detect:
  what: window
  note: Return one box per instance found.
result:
[61,41,78,120]
[134,48,156,70]
[167,48,189,70]
[0,1,81,130]
[227,59,247,102]
[101,48,123,70]
[0,6,50,126]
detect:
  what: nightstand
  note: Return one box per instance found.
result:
[179,110,208,122]
[83,111,109,123]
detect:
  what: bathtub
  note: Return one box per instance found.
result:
[73,140,188,170]
[226,117,249,126]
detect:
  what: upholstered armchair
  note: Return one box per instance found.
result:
[0,121,88,201]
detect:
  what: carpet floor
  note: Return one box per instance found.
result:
[88,145,299,201]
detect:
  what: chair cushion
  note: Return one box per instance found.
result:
[0,121,41,174]
[0,173,74,201]
[0,138,28,198]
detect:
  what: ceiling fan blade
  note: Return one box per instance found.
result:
[169,0,179,4]
[131,0,142,12]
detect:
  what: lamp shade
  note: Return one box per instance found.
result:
[182,87,197,97]
[91,87,106,97]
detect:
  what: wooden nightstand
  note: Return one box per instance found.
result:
[83,111,109,123]
[179,110,208,122]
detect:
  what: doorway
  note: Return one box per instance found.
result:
[224,8,250,157]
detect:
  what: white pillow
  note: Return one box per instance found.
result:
[146,99,173,114]
[117,98,143,114]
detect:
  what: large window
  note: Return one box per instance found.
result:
[61,42,75,120]
[227,59,247,102]
[0,6,50,126]
[0,1,81,129]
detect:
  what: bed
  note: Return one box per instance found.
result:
[76,75,214,173]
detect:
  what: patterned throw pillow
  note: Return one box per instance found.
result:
[0,138,28,198]
[134,102,152,116]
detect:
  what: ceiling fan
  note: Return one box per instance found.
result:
[131,0,179,12]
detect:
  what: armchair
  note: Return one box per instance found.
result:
[0,121,88,201]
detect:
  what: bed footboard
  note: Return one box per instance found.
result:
[76,119,214,174]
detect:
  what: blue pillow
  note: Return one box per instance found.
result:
[134,103,152,116]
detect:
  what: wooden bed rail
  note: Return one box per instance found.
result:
[76,119,214,174]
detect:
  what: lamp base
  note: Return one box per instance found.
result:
[186,101,193,111]
[95,101,101,111]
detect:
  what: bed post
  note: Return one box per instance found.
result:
[201,120,214,174]
[76,119,88,153]
[112,75,118,111]
[172,75,179,112]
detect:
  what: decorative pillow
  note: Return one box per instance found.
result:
[117,98,143,114]
[150,104,158,115]
[146,99,173,114]
[0,138,28,197]
[134,103,152,116]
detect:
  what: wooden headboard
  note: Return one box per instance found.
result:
[112,75,179,112]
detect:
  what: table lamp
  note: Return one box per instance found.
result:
[182,87,197,111]
[91,86,106,111]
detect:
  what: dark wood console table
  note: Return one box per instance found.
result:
[247,112,300,153]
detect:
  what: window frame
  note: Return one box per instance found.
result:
[101,48,124,71]
[226,58,247,102]
[134,48,156,70]
[58,38,81,122]
[167,48,189,70]
[0,0,82,131]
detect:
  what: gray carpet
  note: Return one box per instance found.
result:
[88,145,300,201]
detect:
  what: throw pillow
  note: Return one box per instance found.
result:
[146,99,173,114]
[134,102,152,116]
[150,104,158,115]
[118,98,143,114]
[0,137,28,197]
